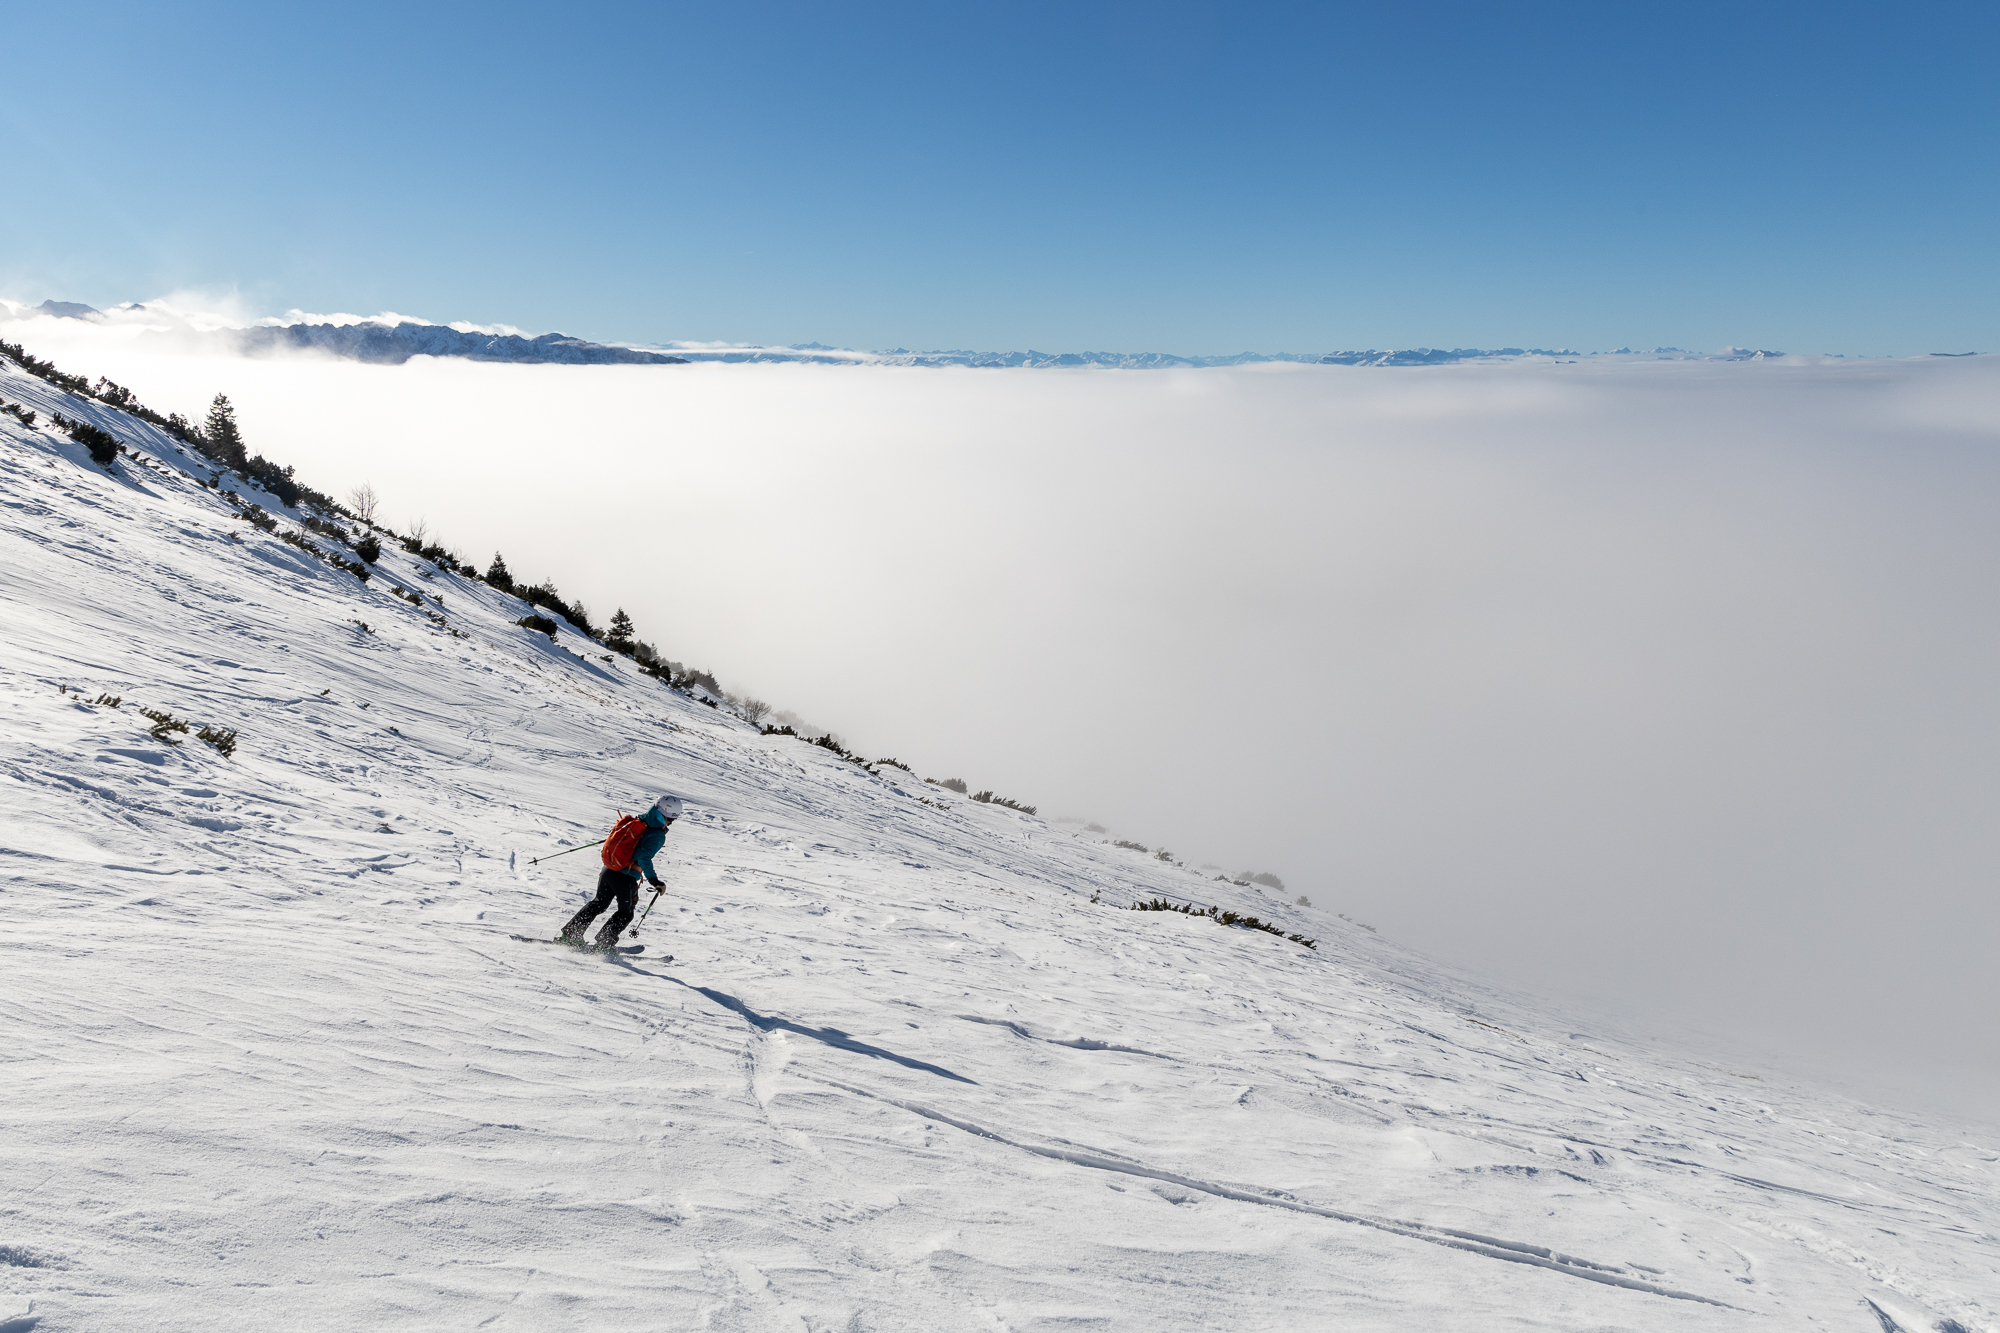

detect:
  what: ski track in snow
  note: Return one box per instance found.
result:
[1,360,1997,1332]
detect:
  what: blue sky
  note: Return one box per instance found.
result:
[3,1,1994,353]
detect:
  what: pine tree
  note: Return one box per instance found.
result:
[608,608,635,645]
[203,394,247,470]
[486,552,514,591]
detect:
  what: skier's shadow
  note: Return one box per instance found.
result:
[636,969,977,1085]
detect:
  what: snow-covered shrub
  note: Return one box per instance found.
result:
[196,724,238,758]
[521,581,597,638]
[229,500,278,533]
[0,337,91,393]
[675,664,722,695]
[300,514,347,544]
[876,757,911,771]
[244,455,301,508]
[930,778,969,794]
[971,791,1038,816]
[138,708,190,745]
[329,554,371,582]
[1129,898,1316,950]
[52,413,121,467]
[279,530,325,558]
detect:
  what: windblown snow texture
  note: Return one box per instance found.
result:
[0,356,1994,1332]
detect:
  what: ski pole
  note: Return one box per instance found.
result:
[527,838,604,867]
[631,885,665,935]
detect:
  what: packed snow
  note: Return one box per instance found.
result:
[1,356,1995,1332]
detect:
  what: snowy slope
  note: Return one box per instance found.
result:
[1,358,1995,1333]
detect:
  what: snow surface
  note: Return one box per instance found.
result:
[1,359,1996,1332]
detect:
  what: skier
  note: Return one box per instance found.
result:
[559,794,682,950]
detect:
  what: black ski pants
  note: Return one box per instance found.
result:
[563,868,639,946]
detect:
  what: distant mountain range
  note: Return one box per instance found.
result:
[21,297,1978,366]
[232,320,692,366]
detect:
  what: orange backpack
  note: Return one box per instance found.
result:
[601,813,646,871]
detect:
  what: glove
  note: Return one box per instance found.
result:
[647,877,665,890]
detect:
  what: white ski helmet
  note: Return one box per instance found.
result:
[654,794,685,820]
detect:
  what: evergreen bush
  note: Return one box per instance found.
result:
[675,665,723,695]
[355,534,381,563]
[1129,897,1316,950]
[138,708,190,745]
[51,413,121,467]
[518,613,558,638]
[203,395,248,470]
[971,791,1037,815]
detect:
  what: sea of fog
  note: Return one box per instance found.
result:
[9,319,1998,1118]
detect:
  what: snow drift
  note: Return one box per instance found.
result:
[1,353,1995,1332]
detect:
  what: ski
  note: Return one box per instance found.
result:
[509,934,651,956]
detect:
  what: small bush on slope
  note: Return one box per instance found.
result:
[971,791,1037,816]
[1129,897,1316,950]
[51,413,121,467]
[137,708,190,744]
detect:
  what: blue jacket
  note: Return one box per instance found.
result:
[619,805,671,882]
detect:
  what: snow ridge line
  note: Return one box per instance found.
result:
[799,1070,1743,1309]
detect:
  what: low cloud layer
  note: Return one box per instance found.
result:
[11,312,1998,1118]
